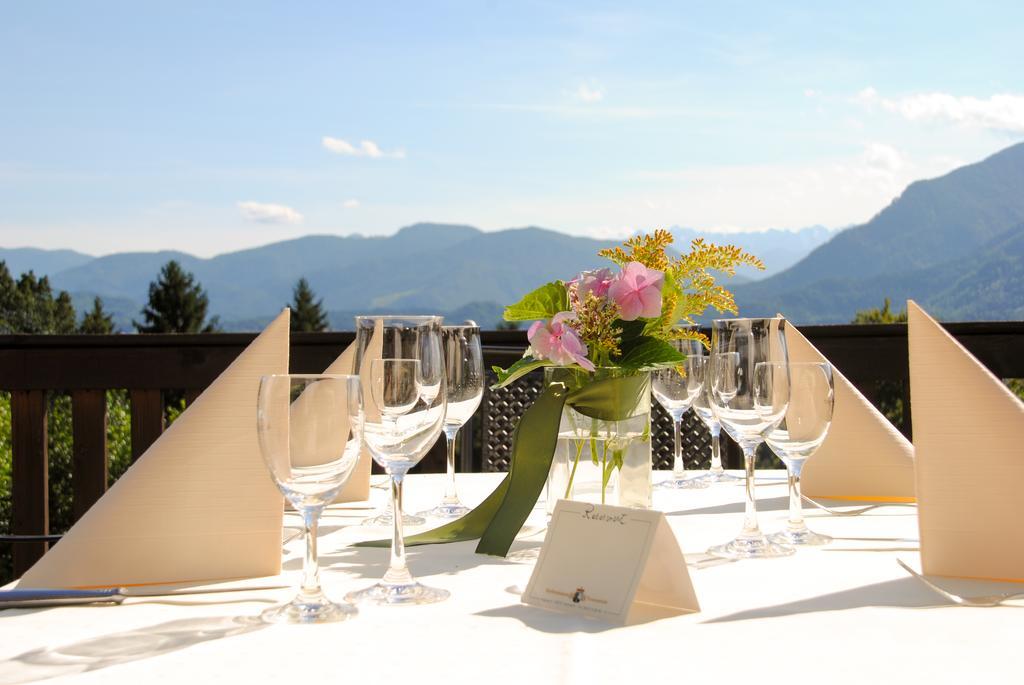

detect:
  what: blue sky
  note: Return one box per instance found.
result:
[2,1,1022,256]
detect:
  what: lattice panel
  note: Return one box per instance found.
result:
[480,369,544,472]
[481,370,715,472]
[651,404,713,470]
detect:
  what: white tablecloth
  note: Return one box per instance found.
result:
[0,472,1019,684]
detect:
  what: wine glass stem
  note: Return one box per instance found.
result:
[787,466,806,530]
[300,507,323,596]
[742,446,762,536]
[443,425,461,505]
[672,415,685,479]
[384,471,413,584]
[708,424,724,474]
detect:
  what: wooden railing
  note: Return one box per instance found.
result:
[2,322,1023,577]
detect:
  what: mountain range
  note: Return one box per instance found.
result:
[666,225,835,279]
[731,141,1024,322]
[2,141,1023,329]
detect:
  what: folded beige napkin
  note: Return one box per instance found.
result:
[17,310,291,588]
[785,318,916,501]
[909,300,1024,581]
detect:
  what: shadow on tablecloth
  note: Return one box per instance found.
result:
[475,604,627,634]
[702,577,946,623]
[0,615,265,684]
[307,539,544,580]
[664,495,790,517]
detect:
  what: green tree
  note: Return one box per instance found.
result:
[0,262,77,334]
[134,261,219,333]
[79,296,115,334]
[289,278,328,332]
[851,297,907,324]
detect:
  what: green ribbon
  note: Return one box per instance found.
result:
[355,369,651,557]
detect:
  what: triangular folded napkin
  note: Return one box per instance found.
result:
[785,318,916,501]
[909,301,1024,581]
[18,310,291,588]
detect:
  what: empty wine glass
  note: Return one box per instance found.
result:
[256,374,363,623]
[707,317,793,559]
[764,361,835,546]
[652,349,710,490]
[360,330,427,529]
[346,315,449,606]
[690,361,742,485]
[419,323,484,519]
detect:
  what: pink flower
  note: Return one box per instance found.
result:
[528,312,596,372]
[573,268,615,301]
[608,261,664,321]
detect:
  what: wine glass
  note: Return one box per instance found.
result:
[346,315,449,606]
[690,357,743,485]
[256,374,363,623]
[707,317,793,559]
[419,323,483,519]
[764,362,835,546]
[652,349,710,490]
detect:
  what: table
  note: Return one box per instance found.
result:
[0,472,1019,684]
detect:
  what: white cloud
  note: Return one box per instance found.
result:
[857,87,1024,133]
[237,201,303,225]
[342,199,360,209]
[322,136,405,158]
[862,142,904,173]
[574,80,605,103]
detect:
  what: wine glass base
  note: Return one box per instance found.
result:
[690,470,743,484]
[345,580,449,606]
[360,511,426,527]
[260,592,358,624]
[768,528,832,546]
[655,476,711,490]
[417,502,471,519]
[708,534,796,560]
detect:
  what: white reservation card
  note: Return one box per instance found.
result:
[522,500,699,624]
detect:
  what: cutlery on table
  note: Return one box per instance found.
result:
[802,495,915,516]
[897,559,1024,607]
[0,583,289,609]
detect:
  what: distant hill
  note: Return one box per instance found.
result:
[8,142,1024,329]
[42,224,625,330]
[667,225,835,279]
[0,247,94,280]
[733,142,1024,322]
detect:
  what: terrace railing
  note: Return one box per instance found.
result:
[2,322,1023,576]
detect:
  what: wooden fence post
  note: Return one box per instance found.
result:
[11,390,48,576]
[130,389,164,462]
[72,389,108,521]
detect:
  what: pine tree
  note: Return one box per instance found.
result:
[0,262,18,333]
[290,277,329,332]
[53,291,77,334]
[134,260,220,333]
[79,296,115,334]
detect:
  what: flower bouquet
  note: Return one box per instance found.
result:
[360,230,760,557]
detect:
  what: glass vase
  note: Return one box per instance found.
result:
[544,367,652,513]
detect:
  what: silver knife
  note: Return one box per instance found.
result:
[0,583,289,609]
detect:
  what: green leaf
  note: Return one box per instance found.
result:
[503,282,569,322]
[491,356,556,388]
[617,319,647,344]
[617,336,686,369]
